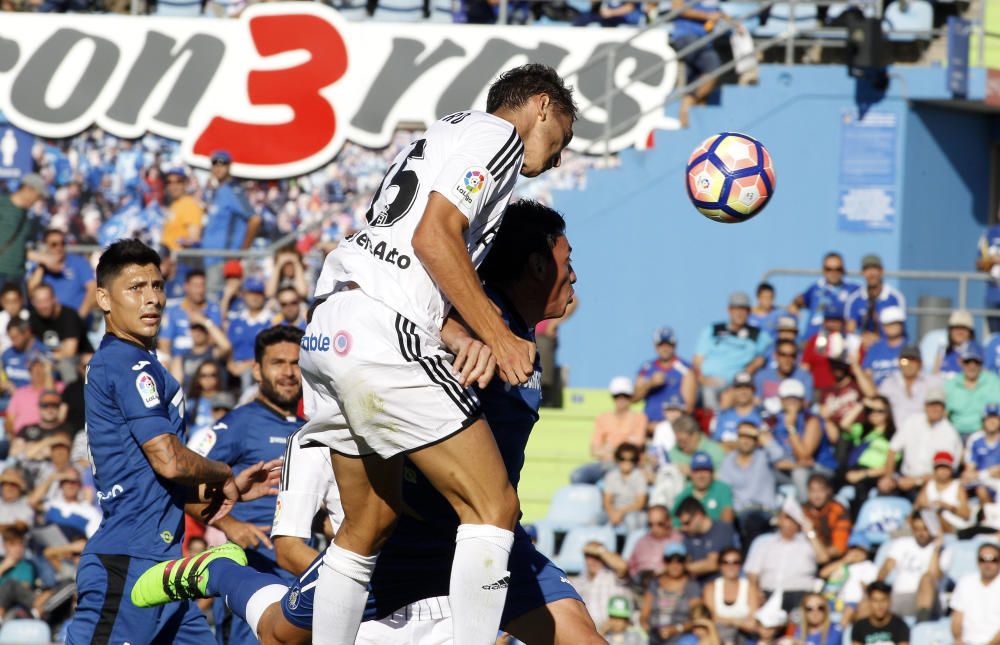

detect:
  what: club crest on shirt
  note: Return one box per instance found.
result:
[135,372,160,408]
[287,589,299,610]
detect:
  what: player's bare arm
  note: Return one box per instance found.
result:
[142,433,232,486]
[414,192,534,385]
[441,314,496,388]
[274,535,320,577]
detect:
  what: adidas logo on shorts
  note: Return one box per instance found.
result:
[481,576,510,591]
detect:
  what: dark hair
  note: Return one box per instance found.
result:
[0,282,22,299]
[276,285,300,300]
[775,339,798,353]
[807,472,832,490]
[719,546,742,562]
[42,228,64,241]
[756,282,774,296]
[478,200,566,286]
[859,394,896,441]
[254,325,305,364]
[979,543,1000,558]
[30,283,54,297]
[187,359,222,400]
[486,64,577,120]
[866,581,892,597]
[96,239,161,288]
[823,251,843,263]
[0,525,26,544]
[6,318,28,333]
[614,442,640,462]
[675,496,706,518]
[185,269,206,283]
[648,504,670,517]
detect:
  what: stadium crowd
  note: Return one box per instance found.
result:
[560,251,1000,645]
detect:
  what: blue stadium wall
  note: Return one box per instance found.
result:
[550,64,995,388]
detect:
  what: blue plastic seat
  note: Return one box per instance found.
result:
[752,3,819,38]
[884,0,933,41]
[153,0,202,17]
[0,619,52,645]
[849,496,912,546]
[721,2,762,29]
[533,522,557,559]
[919,329,948,372]
[554,525,617,575]
[910,618,954,645]
[537,484,606,532]
[944,536,1000,583]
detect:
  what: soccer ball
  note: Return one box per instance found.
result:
[685,132,776,223]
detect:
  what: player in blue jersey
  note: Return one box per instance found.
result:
[186,324,305,645]
[131,200,605,645]
[65,239,281,645]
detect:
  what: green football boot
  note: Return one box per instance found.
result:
[131,542,247,607]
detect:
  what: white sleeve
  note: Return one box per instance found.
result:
[950,575,972,612]
[271,438,335,540]
[429,120,521,221]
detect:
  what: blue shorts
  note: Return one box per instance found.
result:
[66,553,214,645]
[280,524,581,630]
[216,548,297,645]
[671,34,722,86]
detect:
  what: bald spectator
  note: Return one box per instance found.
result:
[27,229,96,318]
[878,345,941,427]
[572,377,648,484]
[890,387,962,496]
[693,292,771,410]
[945,344,1000,438]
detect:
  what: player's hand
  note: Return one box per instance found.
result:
[219,517,273,550]
[235,459,283,502]
[490,331,535,386]
[452,337,496,389]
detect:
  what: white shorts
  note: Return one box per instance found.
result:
[298,288,481,458]
[355,598,453,645]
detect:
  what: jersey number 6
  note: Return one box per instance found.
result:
[365,138,427,228]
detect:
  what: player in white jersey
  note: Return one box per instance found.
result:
[298,64,576,644]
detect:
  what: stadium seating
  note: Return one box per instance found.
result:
[850,496,912,546]
[910,618,954,645]
[554,525,617,575]
[944,535,1000,582]
[720,2,763,30]
[919,329,948,370]
[620,527,648,560]
[535,484,607,532]
[884,0,934,41]
[533,522,557,559]
[0,619,52,645]
[152,0,201,17]
[752,2,820,38]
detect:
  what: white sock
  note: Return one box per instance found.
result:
[244,584,286,638]
[450,524,515,645]
[311,543,379,645]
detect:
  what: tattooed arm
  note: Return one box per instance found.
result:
[141,433,232,488]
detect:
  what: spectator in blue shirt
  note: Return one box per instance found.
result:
[964,404,1000,508]
[1,320,44,392]
[935,310,982,377]
[845,254,905,347]
[157,269,223,361]
[749,282,782,340]
[572,1,641,27]
[712,372,763,449]
[201,150,259,297]
[27,229,96,319]
[694,291,771,411]
[226,278,273,390]
[768,379,836,501]
[669,0,737,127]
[789,252,859,341]
[756,339,814,414]
[270,286,307,331]
[976,224,1000,334]
[862,306,908,386]
[635,326,696,428]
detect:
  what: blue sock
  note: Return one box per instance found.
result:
[205,558,284,621]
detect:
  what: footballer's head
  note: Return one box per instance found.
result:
[479,200,575,325]
[488,64,576,178]
[253,325,304,413]
[96,239,164,348]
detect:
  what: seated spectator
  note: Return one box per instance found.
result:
[157,270,223,362]
[668,414,724,476]
[876,511,941,618]
[226,277,273,390]
[40,470,101,578]
[964,404,1000,506]
[755,339,814,413]
[845,254,906,347]
[1,319,45,392]
[639,543,701,645]
[670,0,737,127]
[803,473,852,560]
[839,396,899,511]
[27,228,96,319]
[603,443,648,532]
[686,605,722,645]
[571,540,632,629]
[0,283,29,355]
[945,344,1000,438]
[801,302,861,392]
[622,505,683,584]
[717,422,785,545]
[789,252,860,341]
[185,360,225,435]
[850,581,909,645]
[936,309,981,376]
[267,248,309,300]
[701,546,759,644]
[636,327,696,429]
[749,282,782,340]
[573,1,641,27]
[649,395,687,467]
[675,497,738,584]
[769,379,837,500]
[0,469,33,538]
[271,286,307,330]
[817,355,867,431]
[889,387,962,496]
[793,592,843,645]
[693,291,771,411]
[711,372,763,448]
[169,316,231,391]
[573,377,647,484]
[744,504,828,611]
[950,543,1000,645]
[28,283,91,373]
[10,390,72,487]
[0,526,38,622]
[673,452,734,524]
[914,452,970,534]
[877,345,941,426]
[5,357,58,438]
[818,537,879,626]
[751,592,790,645]
[602,595,645,645]
[862,306,907,386]
[29,434,85,510]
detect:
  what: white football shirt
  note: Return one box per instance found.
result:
[315,110,524,338]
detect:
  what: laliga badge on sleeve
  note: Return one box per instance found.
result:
[135,372,160,408]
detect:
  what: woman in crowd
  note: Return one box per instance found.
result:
[266,247,309,300]
[640,543,702,645]
[185,360,225,435]
[603,442,649,532]
[839,396,898,514]
[701,546,758,645]
[791,592,843,645]
[935,310,980,376]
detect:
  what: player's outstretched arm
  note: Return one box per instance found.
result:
[142,433,233,487]
[414,193,534,385]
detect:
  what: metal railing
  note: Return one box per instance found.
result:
[761,267,1000,319]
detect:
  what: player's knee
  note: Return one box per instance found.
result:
[482,482,519,529]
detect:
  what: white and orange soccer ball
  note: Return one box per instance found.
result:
[685,132,776,223]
